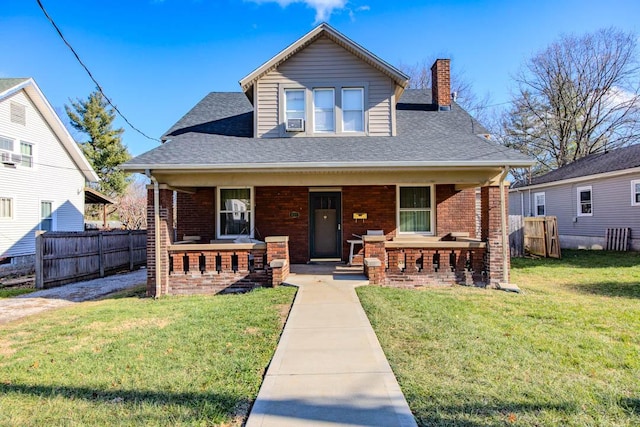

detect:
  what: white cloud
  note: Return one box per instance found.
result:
[250,0,348,23]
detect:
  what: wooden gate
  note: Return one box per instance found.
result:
[524,217,561,258]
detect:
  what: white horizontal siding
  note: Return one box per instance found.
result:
[0,90,85,258]
[257,36,394,138]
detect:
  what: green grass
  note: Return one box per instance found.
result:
[0,288,36,298]
[0,286,296,426]
[357,250,640,426]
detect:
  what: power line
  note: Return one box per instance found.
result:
[36,0,160,143]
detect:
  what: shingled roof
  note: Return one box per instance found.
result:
[512,144,640,188]
[124,89,532,171]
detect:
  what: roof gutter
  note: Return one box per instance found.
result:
[122,160,534,173]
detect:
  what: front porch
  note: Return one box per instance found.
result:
[145,178,509,296]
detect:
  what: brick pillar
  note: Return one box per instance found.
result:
[266,236,289,286]
[363,235,386,285]
[481,185,509,286]
[146,187,174,297]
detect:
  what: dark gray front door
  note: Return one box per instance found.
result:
[309,192,341,259]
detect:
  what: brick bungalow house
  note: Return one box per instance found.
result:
[123,23,532,296]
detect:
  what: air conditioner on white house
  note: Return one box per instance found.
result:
[286,118,305,132]
[0,150,16,165]
[11,153,22,164]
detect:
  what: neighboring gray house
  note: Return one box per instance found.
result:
[0,78,98,273]
[509,145,640,250]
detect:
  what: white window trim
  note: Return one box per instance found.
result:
[396,184,435,236]
[0,196,14,220]
[631,179,640,206]
[19,141,34,168]
[341,87,365,133]
[284,88,305,122]
[534,192,546,217]
[39,199,56,231]
[216,187,254,239]
[576,185,593,217]
[312,88,335,133]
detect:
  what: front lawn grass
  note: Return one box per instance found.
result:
[0,286,296,426]
[357,250,640,426]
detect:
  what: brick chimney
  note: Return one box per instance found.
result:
[431,59,451,111]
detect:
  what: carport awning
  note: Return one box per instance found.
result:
[84,187,115,205]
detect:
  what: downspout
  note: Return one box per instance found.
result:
[145,169,161,298]
[499,166,510,283]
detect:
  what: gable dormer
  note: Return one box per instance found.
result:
[239,23,409,139]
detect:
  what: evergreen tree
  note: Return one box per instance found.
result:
[66,91,131,197]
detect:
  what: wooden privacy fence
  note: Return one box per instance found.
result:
[509,215,560,258]
[35,230,146,289]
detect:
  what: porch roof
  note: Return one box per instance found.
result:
[123,90,532,173]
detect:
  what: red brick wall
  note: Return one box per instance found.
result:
[342,186,396,261]
[146,188,174,296]
[436,185,476,238]
[431,59,451,108]
[481,185,510,285]
[176,188,216,243]
[255,187,309,263]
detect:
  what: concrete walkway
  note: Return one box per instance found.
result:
[0,269,147,324]
[246,264,417,427]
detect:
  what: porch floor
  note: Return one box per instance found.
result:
[246,263,416,426]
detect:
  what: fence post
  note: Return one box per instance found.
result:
[129,231,134,271]
[35,231,45,289]
[99,232,105,278]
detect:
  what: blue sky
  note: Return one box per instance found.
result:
[1,0,639,156]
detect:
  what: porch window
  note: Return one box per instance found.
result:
[397,186,434,234]
[285,89,305,122]
[342,88,364,132]
[20,142,33,168]
[40,201,54,231]
[218,188,253,238]
[313,88,335,132]
[534,192,545,216]
[577,186,592,216]
[632,180,640,206]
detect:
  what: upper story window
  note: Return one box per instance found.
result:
[577,186,592,216]
[534,192,546,216]
[20,142,33,168]
[342,88,364,132]
[0,136,13,152]
[285,89,305,122]
[632,180,640,206]
[10,102,26,125]
[313,89,335,132]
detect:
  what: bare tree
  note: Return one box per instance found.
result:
[503,27,640,175]
[399,57,491,123]
[117,176,148,230]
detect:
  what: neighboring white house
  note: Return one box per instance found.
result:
[509,145,640,251]
[0,78,98,273]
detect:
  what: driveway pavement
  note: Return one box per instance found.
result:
[0,269,147,324]
[246,264,417,427]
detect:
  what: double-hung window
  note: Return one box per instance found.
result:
[285,89,305,122]
[218,188,253,238]
[534,192,546,216]
[577,186,592,216]
[20,142,33,168]
[398,186,434,234]
[0,136,13,152]
[313,88,335,132]
[342,88,364,132]
[40,201,54,231]
[632,180,640,206]
[0,197,12,219]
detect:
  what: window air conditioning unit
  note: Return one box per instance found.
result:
[0,151,16,165]
[11,153,22,164]
[286,118,305,132]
